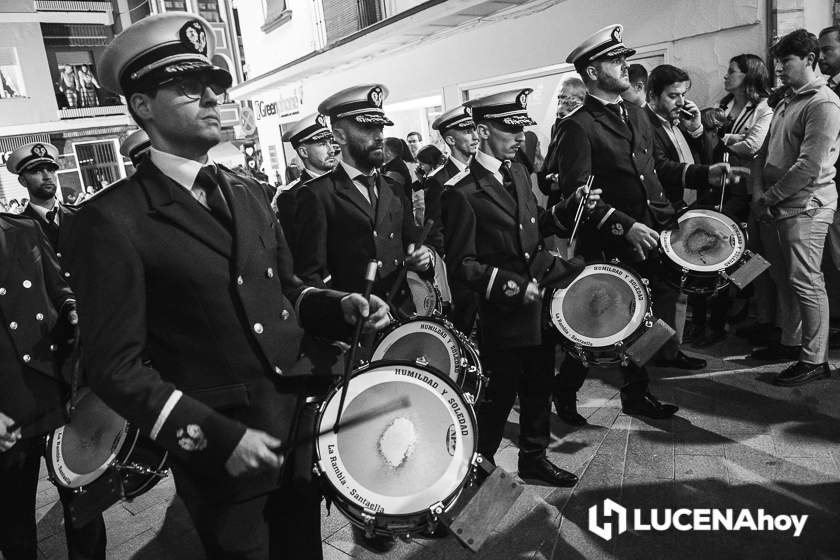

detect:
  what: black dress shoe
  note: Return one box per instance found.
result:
[553,399,587,425]
[774,361,830,386]
[518,457,578,487]
[621,393,679,419]
[749,344,800,362]
[352,527,396,553]
[653,351,706,370]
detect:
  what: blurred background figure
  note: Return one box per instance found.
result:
[405,131,423,158]
[621,63,649,106]
[553,77,587,136]
[414,143,445,182]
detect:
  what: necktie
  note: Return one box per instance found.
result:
[45,207,57,225]
[605,101,628,124]
[356,173,378,212]
[193,166,232,226]
[499,162,517,200]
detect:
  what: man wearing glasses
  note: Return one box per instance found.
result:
[66,14,390,559]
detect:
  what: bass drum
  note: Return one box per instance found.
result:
[314,361,478,538]
[548,263,653,367]
[370,316,485,405]
[46,389,168,499]
[659,208,747,294]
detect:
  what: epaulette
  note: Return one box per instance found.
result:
[0,212,38,224]
[74,178,130,206]
[444,168,470,187]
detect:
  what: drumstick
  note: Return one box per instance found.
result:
[278,397,410,454]
[334,260,378,434]
[386,219,435,310]
[567,175,594,258]
[719,152,729,211]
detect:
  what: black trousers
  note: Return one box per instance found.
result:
[476,341,554,461]
[0,436,106,560]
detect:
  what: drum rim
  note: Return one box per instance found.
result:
[550,263,649,347]
[371,317,462,379]
[661,209,745,272]
[314,360,477,517]
[46,393,129,488]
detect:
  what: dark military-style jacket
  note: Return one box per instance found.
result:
[275,168,313,250]
[292,163,420,299]
[63,161,350,503]
[0,214,75,438]
[546,95,676,262]
[441,157,608,348]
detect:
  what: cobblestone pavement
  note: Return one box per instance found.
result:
[20,334,840,560]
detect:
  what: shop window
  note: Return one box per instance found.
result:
[0,48,27,99]
[74,141,122,193]
[198,0,222,23]
[164,0,188,11]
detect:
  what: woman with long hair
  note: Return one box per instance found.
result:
[689,53,774,348]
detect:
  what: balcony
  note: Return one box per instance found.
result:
[35,1,112,11]
[58,104,128,119]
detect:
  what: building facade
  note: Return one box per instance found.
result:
[230,0,837,183]
[0,0,247,205]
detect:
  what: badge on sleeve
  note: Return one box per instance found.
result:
[177,424,208,451]
[611,223,624,236]
[503,280,520,297]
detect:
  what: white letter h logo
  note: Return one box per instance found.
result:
[588,499,628,541]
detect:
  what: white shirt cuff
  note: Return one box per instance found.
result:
[485,267,499,300]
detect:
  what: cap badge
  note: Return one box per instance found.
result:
[611,25,622,42]
[316,114,326,127]
[179,20,208,56]
[464,106,472,116]
[31,144,48,158]
[369,87,383,108]
[517,91,528,109]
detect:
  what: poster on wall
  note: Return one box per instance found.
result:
[0,48,26,99]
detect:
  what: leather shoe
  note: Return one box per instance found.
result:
[621,392,679,419]
[749,344,800,362]
[518,457,578,487]
[553,399,587,425]
[774,361,830,386]
[653,351,706,370]
[352,527,395,553]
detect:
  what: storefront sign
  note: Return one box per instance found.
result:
[277,82,302,119]
[255,100,278,120]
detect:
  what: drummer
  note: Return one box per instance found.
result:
[0,212,106,559]
[441,88,607,486]
[292,84,434,301]
[545,23,694,419]
[66,14,390,559]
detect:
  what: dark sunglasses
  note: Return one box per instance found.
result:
[159,76,229,102]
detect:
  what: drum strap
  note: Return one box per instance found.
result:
[69,338,83,416]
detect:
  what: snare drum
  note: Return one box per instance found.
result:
[370,316,485,404]
[659,209,747,294]
[548,263,653,367]
[314,361,478,538]
[46,390,167,499]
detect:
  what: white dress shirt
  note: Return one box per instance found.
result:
[340,159,377,204]
[150,147,217,208]
[27,200,60,226]
[474,149,506,185]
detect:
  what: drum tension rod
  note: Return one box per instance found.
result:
[116,462,169,478]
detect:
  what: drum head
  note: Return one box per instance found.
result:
[406,271,439,316]
[371,319,461,381]
[550,264,649,347]
[48,391,128,488]
[315,363,476,516]
[661,210,745,272]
